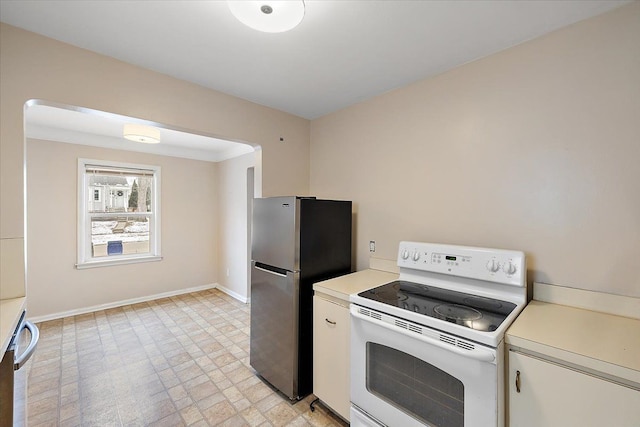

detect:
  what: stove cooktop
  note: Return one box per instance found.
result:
[357,280,517,333]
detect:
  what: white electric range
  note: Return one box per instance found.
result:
[350,241,527,427]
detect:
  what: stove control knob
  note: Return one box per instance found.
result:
[412,251,421,262]
[502,261,517,275]
[486,259,500,273]
[401,249,410,260]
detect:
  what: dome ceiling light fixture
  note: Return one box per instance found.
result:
[123,123,161,144]
[227,1,305,33]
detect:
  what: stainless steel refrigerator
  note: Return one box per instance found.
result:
[250,196,352,400]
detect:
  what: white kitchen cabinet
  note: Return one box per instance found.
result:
[313,294,351,420]
[508,350,640,427]
[312,269,399,422]
[506,287,640,427]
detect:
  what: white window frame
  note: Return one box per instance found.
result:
[77,158,162,269]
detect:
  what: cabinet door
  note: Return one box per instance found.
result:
[508,351,640,427]
[313,296,350,421]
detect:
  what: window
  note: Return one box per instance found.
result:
[77,158,161,268]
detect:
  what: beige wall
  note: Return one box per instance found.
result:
[310,3,640,297]
[217,152,259,302]
[0,23,310,300]
[4,4,639,309]
[25,139,218,317]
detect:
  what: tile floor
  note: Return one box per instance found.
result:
[25,289,348,426]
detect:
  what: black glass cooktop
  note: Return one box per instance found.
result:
[358,280,517,332]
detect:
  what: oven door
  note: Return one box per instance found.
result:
[350,305,501,427]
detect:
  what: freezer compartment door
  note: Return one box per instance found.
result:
[250,262,300,399]
[251,196,299,272]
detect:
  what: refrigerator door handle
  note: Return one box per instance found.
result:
[14,321,39,371]
[254,264,288,278]
[254,262,287,277]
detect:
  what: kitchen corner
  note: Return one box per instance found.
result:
[0,298,26,354]
[506,282,640,425]
[0,237,27,354]
[312,258,640,426]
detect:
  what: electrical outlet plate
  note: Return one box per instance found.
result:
[369,241,376,252]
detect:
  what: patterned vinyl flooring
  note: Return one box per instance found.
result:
[24,289,347,426]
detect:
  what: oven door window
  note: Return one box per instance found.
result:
[366,342,464,427]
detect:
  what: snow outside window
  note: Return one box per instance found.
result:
[77,158,162,268]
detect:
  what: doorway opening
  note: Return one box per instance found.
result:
[24,100,261,317]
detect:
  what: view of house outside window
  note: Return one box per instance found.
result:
[77,159,161,268]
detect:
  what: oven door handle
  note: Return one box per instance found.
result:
[14,320,39,370]
[352,309,496,363]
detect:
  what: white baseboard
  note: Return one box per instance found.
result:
[216,284,250,304]
[29,283,219,323]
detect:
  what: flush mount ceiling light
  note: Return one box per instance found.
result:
[123,123,161,144]
[227,1,305,33]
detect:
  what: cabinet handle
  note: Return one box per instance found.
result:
[325,318,336,325]
[515,370,521,393]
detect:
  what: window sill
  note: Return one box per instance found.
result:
[76,255,163,270]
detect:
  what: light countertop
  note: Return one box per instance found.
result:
[1,297,26,354]
[507,300,640,386]
[313,269,399,303]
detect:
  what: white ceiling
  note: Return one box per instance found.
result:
[2,1,630,161]
[0,0,629,121]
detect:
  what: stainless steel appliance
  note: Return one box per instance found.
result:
[0,311,39,427]
[350,241,526,427]
[250,196,352,400]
